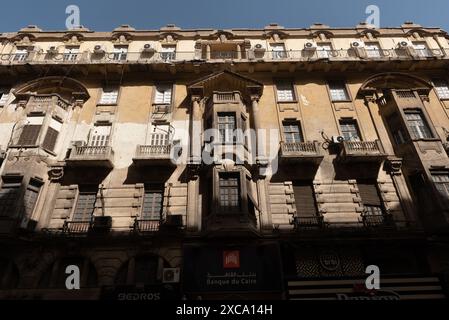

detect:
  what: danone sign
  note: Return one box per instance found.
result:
[287,276,446,300]
[183,243,282,293]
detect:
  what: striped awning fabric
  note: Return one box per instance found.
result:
[288,276,447,300]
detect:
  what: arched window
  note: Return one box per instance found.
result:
[115,255,170,286]
[0,258,19,289]
[38,256,97,289]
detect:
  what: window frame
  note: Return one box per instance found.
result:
[328,81,352,102]
[282,120,304,143]
[153,84,173,105]
[97,86,120,106]
[403,109,434,140]
[218,172,242,214]
[72,185,98,222]
[275,81,296,102]
[0,175,23,218]
[339,118,362,141]
[432,79,449,100]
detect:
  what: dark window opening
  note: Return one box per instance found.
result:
[293,181,318,217]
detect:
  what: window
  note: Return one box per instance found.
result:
[154,85,172,104]
[365,42,381,58]
[404,110,433,139]
[113,46,128,61]
[98,87,119,105]
[413,42,432,58]
[339,119,361,141]
[0,175,22,218]
[293,181,318,217]
[22,178,43,218]
[218,113,236,144]
[142,186,164,220]
[433,79,449,100]
[0,88,10,106]
[276,82,295,102]
[13,47,30,61]
[42,118,62,152]
[63,46,79,61]
[357,180,384,216]
[17,116,44,146]
[270,43,287,59]
[73,186,98,221]
[161,45,176,61]
[219,173,241,211]
[432,173,449,202]
[329,82,350,101]
[283,121,303,143]
[317,43,332,58]
[115,255,167,286]
[89,125,111,147]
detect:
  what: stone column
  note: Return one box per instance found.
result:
[250,94,271,230]
[364,95,395,155]
[186,165,201,232]
[385,157,418,223]
[189,96,202,165]
[186,96,202,232]
[251,95,268,165]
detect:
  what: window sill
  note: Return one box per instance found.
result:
[277,100,298,104]
[97,103,118,106]
[332,100,352,103]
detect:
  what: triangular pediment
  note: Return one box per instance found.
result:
[188,70,263,99]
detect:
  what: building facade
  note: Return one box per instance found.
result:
[0,22,449,300]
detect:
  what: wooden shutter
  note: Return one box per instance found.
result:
[358,182,381,206]
[42,127,59,151]
[18,125,41,146]
[293,181,317,217]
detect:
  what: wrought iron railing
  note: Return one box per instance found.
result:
[292,216,325,229]
[133,218,161,233]
[62,220,91,234]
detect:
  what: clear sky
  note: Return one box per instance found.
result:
[1,0,448,32]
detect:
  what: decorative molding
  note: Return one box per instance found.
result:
[385,157,403,175]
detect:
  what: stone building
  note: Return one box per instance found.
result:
[0,22,448,300]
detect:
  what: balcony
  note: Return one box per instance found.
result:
[65,145,114,168]
[62,220,91,235]
[279,141,323,165]
[133,143,174,166]
[133,219,161,234]
[339,140,387,163]
[290,214,419,235]
[0,47,446,67]
[292,216,325,230]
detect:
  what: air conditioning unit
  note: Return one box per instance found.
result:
[91,216,112,233]
[397,40,412,48]
[47,46,58,54]
[351,41,365,48]
[304,41,317,50]
[162,268,180,283]
[331,136,345,144]
[142,43,155,53]
[93,45,106,54]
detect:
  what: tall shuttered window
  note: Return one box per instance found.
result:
[98,87,119,105]
[218,113,236,144]
[0,176,23,218]
[219,173,241,212]
[73,186,98,221]
[283,121,303,143]
[22,178,43,218]
[89,125,111,147]
[329,82,350,101]
[293,181,318,217]
[42,118,62,151]
[357,180,384,216]
[154,85,172,104]
[142,186,164,220]
[433,79,449,100]
[432,173,449,204]
[339,119,361,141]
[18,116,44,146]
